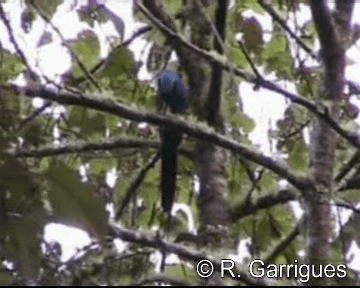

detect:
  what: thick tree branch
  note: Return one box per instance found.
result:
[311,1,341,62]
[109,224,269,286]
[334,1,355,34]
[231,187,360,222]
[306,1,350,285]
[0,83,311,191]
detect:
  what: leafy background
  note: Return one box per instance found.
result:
[0,0,360,285]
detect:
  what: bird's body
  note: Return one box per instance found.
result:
[158,69,189,113]
[157,69,189,213]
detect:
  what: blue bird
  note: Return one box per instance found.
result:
[158,69,189,113]
[158,69,189,213]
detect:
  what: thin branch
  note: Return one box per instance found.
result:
[136,0,360,150]
[335,202,360,215]
[5,137,160,158]
[257,0,317,59]
[197,1,228,57]
[17,101,52,131]
[231,189,298,222]
[236,39,262,79]
[121,25,152,47]
[0,4,37,81]
[1,83,311,191]
[109,224,270,286]
[334,151,360,183]
[74,25,153,83]
[30,1,101,91]
[116,152,161,220]
[263,224,300,265]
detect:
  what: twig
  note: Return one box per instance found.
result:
[237,40,262,79]
[257,0,317,59]
[30,1,101,91]
[121,25,152,47]
[74,25,152,83]
[263,224,300,265]
[0,4,37,80]
[17,101,52,131]
[334,151,360,183]
[335,202,360,215]
[116,152,161,220]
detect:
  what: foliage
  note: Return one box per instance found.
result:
[0,0,359,286]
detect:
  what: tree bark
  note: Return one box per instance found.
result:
[306,1,353,285]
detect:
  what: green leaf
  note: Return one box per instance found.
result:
[263,35,286,59]
[0,157,45,280]
[236,0,264,14]
[163,264,198,285]
[339,189,360,203]
[26,0,63,18]
[238,16,264,53]
[162,0,184,16]
[0,271,14,286]
[257,171,277,193]
[228,46,247,68]
[18,118,46,146]
[89,158,117,175]
[67,107,106,136]
[140,168,160,206]
[46,162,108,242]
[262,34,293,78]
[97,46,136,91]
[68,30,100,79]
[288,140,308,172]
[241,17,264,53]
[231,112,255,133]
[5,209,44,279]
[0,50,24,81]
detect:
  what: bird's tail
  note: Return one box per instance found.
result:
[160,128,182,213]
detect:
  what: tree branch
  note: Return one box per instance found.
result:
[1,83,311,191]
[109,224,269,286]
[5,137,160,158]
[116,152,161,220]
[231,189,297,222]
[334,151,360,183]
[16,101,52,131]
[263,224,300,265]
